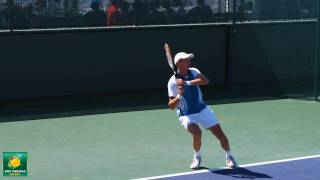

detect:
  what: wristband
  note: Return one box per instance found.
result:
[176,94,183,99]
[185,81,192,86]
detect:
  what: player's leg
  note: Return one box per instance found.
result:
[196,106,230,152]
[188,123,202,152]
[208,124,238,168]
[208,124,230,151]
[195,106,238,168]
[187,123,202,169]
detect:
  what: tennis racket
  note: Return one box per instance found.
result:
[164,43,178,77]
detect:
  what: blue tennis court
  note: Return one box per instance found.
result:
[135,155,320,180]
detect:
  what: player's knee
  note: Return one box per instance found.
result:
[193,131,202,139]
[210,125,226,139]
[188,124,202,137]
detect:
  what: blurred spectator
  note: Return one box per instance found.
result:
[70,0,79,13]
[146,0,165,24]
[106,0,121,26]
[1,1,40,29]
[175,0,187,23]
[118,0,132,25]
[21,4,40,28]
[34,0,47,16]
[187,0,213,23]
[161,0,178,24]
[244,1,254,12]
[238,0,245,20]
[0,0,25,28]
[62,0,79,16]
[35,0,46,10]
[83,0,106,26]
[239,0,254,21]
[63,0,70,15]
[131,0,148,25]
[301,1,316,17]
[0,0,14,27]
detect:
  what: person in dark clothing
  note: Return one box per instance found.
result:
[161,0,178,24]
[0,0,28,29]
[187,0,213,23]
[20,4,39,28]
[175,0,187,23]
[118,0,132,25]
[83,0,106,26]
[0,0,19,28]
[146,0,165,25]
[131,0,149,25]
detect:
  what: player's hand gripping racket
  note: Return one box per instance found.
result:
[164,43,178,78]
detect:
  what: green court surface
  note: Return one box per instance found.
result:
[0,99,319,179]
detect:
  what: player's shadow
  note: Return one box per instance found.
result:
[198,167,272,179]
[211,167,272,179]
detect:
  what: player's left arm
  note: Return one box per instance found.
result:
[176,73,209,86]
[191,73,209,86]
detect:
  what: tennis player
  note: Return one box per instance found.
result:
[167,52,238,169]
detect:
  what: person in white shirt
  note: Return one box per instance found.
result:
[167,52,238,169]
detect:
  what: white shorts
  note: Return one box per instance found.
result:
[178,105,219,130]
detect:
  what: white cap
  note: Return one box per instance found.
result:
[174,52,194,65]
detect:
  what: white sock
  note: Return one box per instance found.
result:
[194,150,201,158]
[226,150,232,158]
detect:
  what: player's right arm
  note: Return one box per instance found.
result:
[168,85,184,110]
[167,76,184,110]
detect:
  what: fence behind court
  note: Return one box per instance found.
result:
[0,0,319,101]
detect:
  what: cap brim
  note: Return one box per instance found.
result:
[178,54,194,61]
[187,53,194,59]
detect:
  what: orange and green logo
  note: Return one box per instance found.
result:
[3,152,28,176]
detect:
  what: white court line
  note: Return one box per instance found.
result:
[132,154,320,180]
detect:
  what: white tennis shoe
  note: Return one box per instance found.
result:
[226,155,238,168]
[190,156,201,169]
